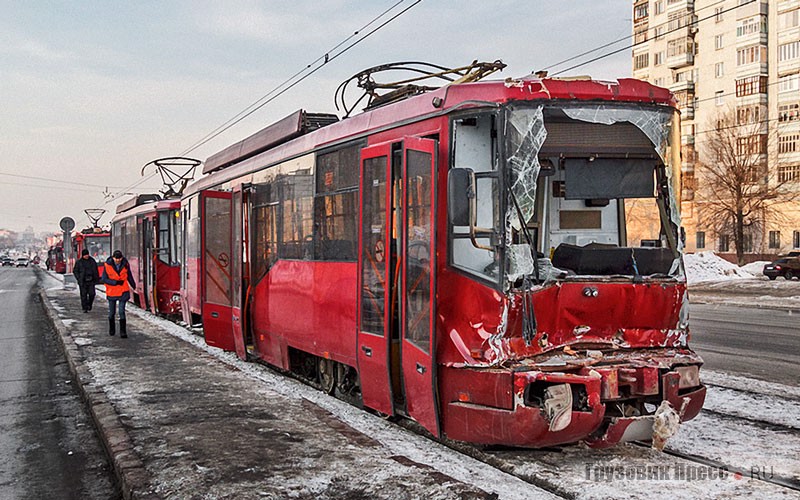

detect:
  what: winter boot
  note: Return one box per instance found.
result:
[109,318,116,336]
[120,319,128,338]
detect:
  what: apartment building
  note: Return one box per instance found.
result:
[632,0,800,259]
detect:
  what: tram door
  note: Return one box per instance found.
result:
[201,190,236,351]
[357,142,394,415]
[141,216,154,312]
[399,137,439,436]
[357,138,439,435]
[230,188,247,360]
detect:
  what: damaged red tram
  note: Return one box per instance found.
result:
[184,73,706,448]
[72,228,112,276]
[111,194,183,316]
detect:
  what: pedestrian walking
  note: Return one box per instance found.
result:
[73,248,100,313]
[102,250,136,338]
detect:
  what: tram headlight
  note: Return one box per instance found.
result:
[675,365,700,389]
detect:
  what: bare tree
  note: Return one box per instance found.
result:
[695,107,796,265]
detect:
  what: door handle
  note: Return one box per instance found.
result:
[361,345,372,357]
[416,363,426,374]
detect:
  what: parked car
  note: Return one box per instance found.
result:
[763,256,800,280]
[15,257,29,267]
[1,257,14,267]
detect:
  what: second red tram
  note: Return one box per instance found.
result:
[111,194,183,316]
[72,229,112,276]
[181,75,706,448]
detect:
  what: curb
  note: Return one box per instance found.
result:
[37,284,159,500]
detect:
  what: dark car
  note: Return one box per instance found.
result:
[1,257,13,267]
[763,256,800,280]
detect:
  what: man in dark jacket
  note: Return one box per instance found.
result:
[102,250,136,338]
[73,248,100,313]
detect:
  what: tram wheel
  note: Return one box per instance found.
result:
[318,358,336,395]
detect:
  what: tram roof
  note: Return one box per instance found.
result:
[185,76,674,197]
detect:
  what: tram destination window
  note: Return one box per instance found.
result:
[314,144,360,261]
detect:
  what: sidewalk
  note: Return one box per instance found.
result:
[39,271,553,500]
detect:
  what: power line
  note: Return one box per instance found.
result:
[180,0,423,156]
[0,172,131,190]
[550,0,755,76]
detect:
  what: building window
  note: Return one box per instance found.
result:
[715,6,724,22]
[779,134,800,154]
[654,1,664,15]
[634,52,650,70]
[743,233,754,253]
[737,135,768,156]
[769,231,781,249]
[794,230,800,249]
[654,51,665,66]
[737,15,768,36]
[668,37,694,58]
[634,2,648,21]
[779,73,799,93]
[779,103,800,122]
[737,105,764,125]
[735,75,768,97]
[719,235,730,252]
[779,165,800,183]
[715,35,724,50]
[715,62,724,78]
[696,231,706,249]
[778,9,799,30]
[654,25,664,39]
[715,91,725,106]
[736,44,767,66]
[779,41,800,62]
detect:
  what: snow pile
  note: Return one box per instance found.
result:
[683,252,757,284]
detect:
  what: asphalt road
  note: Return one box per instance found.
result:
[689,302,800,386]
[0,267,118,499]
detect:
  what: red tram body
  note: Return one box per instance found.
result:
[180,75,705,448]
[111,195,183,316]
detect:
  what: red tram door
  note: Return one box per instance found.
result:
[230,188,247,360]
[400,137,439,436]
[201,190,236,351]
[357,138,439,435]
[357,143,395,415]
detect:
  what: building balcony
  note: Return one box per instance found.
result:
[667,52,694,69]
[666,0,694,12]
[679,105,695,120]
[735,0,768,19]
[669,80,695,93]
[682,134,695,145]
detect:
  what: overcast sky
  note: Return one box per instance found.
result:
[1,1,633,233]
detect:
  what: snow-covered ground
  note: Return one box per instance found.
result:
[684,251,769,285]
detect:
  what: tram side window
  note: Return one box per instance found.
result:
[251,183,278,281]
[314,144,360,261]
[449,114,501,282]
[158,212,170,265]
[112,221,125,258]
[186,195,200,262]
[279,175,314,260]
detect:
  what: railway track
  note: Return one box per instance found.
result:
[143,305,800,499]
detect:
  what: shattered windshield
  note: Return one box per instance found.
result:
[503,102,681,286]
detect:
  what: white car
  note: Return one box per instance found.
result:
[15,257,29,267]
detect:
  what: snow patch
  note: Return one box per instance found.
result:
[684,252,756,284]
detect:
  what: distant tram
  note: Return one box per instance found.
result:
[172,70,705,448]
[72,229,112,276]
[111,194,183,316]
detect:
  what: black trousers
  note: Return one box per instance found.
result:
[78,283,96,311]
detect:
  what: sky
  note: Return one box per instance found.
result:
[1,1,633,234]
